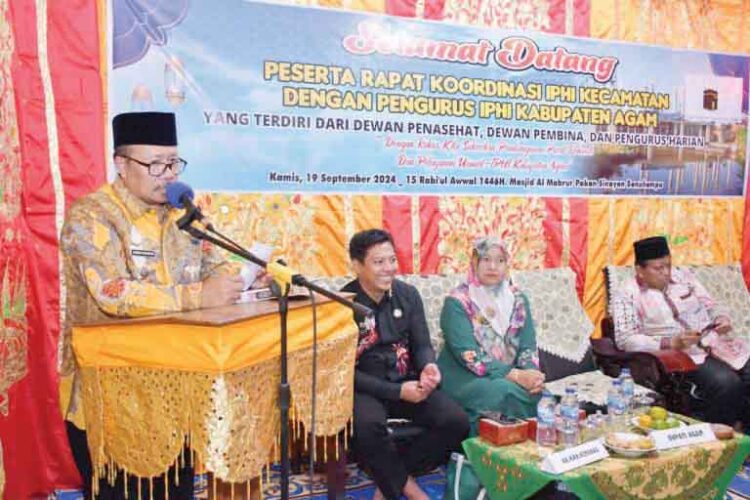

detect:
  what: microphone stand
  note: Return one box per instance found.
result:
[176,208,366,500]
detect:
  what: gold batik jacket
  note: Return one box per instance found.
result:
[60,178,232,428]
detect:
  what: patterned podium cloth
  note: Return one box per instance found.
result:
[464,431,750,499]
[73,299,357,484]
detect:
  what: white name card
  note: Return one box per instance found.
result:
[651,423,716,450]
[539,440,609,474]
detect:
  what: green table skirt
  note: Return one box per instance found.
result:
[463,433,750,499]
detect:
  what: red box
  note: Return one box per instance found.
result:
[526,417,538,441]
[478,418,529,447]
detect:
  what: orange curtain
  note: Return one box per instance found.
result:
[584,197,745,336]
[591,0,750,53]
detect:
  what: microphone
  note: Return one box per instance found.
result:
[166,182,213,230]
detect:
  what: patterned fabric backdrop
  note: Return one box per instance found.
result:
[0,0,105,497]
[592,0,750,53]
[2,0,750,497]
[584,197,745,336]
[0,0,27,418]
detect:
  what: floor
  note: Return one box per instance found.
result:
[53,461,750,499]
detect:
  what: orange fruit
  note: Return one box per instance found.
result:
[638,415,653,428]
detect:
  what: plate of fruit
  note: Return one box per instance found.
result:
[604,432,657,457]
[631,406,685,432]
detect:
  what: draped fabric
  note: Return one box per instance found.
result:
[591,0,750,54]
[0,0,104,497]
[73,301,357,484]
[584,198,745,336]
[0,0,27,419]
[2,0,750,496]
[442,0,589,35]
[270,0,387,11]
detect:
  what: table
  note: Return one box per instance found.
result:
[464,431,750,499]
[73,296,357,485]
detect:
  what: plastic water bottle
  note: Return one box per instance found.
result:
[558,386,580,447]
[536,390,557,450]
[607,379,626,425]
[619,368,635,413]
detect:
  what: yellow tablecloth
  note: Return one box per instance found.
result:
[73,299,357,483]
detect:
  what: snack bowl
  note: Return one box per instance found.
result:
[604,432,656,458]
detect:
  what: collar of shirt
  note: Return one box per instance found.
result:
[111,177,170,222]
[635,269,687,293]
[342,279,392,314]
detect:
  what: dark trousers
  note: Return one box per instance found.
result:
[352,389,469,500]
[689,357,750,427]
[66,421,194,499]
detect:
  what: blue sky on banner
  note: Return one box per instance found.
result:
[110,0,748,197]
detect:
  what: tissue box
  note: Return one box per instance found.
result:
[478,418,529,447]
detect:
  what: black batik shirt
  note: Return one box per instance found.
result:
[341,278,436,401]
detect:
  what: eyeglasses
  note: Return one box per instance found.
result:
[119,155,188,177]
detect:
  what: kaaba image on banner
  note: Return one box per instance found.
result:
[703,88,718,110]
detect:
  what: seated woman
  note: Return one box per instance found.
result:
[437,237,545,433]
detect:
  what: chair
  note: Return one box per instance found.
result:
[512,267,642,411]
[591,265,698,414]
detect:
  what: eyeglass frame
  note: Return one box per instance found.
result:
[117,154,188,177]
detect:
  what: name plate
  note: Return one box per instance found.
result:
[651,423,716,450]
[539,440,609,474]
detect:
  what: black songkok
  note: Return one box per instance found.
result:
[634,236,670,263]
[112,112,177,148]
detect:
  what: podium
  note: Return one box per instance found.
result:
[72,295,358,492]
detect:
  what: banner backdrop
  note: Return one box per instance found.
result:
[110,1,748,198]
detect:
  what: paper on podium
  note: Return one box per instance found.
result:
[237,287,275,304]
[239,242,273,289]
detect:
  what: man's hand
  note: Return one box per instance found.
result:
[400,381,428,403]
[508,369,545,394]
[419,363,441,395]
[200,274,245,308]
[670,331,702,350]
[713,316,733,335]
[251,270,273,289]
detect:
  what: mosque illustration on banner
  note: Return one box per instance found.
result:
[586,72,746,196]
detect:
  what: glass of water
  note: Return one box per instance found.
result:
[632,393,655,416]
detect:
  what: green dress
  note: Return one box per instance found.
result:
[437,294,541,435]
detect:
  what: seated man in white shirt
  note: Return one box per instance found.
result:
[611,235,750,428]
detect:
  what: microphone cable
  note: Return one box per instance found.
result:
[205,226,249,259]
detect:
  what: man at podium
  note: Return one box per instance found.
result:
[342,229,469,500]
[59,112,262,498]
